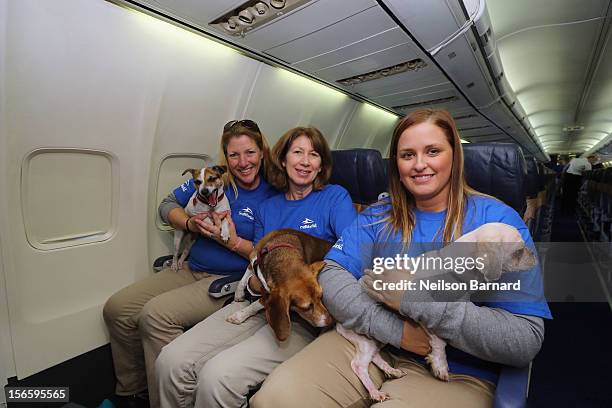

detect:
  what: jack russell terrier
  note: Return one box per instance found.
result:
[172,165,230,271]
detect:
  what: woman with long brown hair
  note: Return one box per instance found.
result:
[252,109,551,408]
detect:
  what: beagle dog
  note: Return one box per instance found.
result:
[172,165,230,271]
[226,229,333,341]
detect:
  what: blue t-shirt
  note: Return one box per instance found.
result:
[254,184,357,244]
[326,194,552,382]
[173,178,276,275]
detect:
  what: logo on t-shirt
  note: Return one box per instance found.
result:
[299,218,318,230]
[333,237,343,250]
[239,207,254,221]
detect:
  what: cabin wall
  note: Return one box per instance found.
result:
[0,0,16,397]
[0,0,398,379]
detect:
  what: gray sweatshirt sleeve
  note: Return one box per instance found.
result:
[320,260,404,348]
[399,297,544,367]
[159,192,183,223]
[322,261,544,367]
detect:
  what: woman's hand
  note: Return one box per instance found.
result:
[360,268,413,312]
[191,211,237,247]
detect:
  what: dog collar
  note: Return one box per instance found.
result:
[252,243,298,293]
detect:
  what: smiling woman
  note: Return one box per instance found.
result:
[102,119,277,408]
[250,109,551,408]
[396,121,454,212]
[155,126,356,408]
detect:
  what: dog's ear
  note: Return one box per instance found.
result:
[507,245,537,272]
[265,289,291,342]
[477,242,503,282]
[309,260,326,277]
[212,165,227,175]
[181,168,197,178]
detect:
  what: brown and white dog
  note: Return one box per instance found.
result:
[172,165,230,271]
[226,229,333,341]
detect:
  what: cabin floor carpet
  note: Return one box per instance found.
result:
[527,207,612,407]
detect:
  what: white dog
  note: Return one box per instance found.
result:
[343,222,537,402]
[172,165,230,271]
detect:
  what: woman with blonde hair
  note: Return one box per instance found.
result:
[156,126,356,408]
[103,119,277,408]
[251,109,551,408]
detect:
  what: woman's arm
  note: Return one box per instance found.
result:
[159,192,253,259]
[399,300,544,367]
[321,260,431,355]
[159,192,187,229]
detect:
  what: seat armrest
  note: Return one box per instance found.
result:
[152,255,240,297]
[493,363,531,408]
[209,275,241,298]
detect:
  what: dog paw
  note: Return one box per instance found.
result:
[226,311,248,324]
[425,354,449,381]
[368,390,391,402]
[384,367,405,379]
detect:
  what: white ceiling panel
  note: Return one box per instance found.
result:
[265,6,396,63]
[373,86,457,107]
[314,42,421,82]
[488,0,612,154]
[239,0,376,51]
[137,0,248,28]
[292,28,411,72]
[339,67,448,97]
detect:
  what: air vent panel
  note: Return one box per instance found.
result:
[336,58,427,86]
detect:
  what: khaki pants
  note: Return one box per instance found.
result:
[251,330,495,408]
[155,301,315,408]
[102,265,227,408]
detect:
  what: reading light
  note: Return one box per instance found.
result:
[238,9,254,24]
[270,0,286,9]
[253,2,269,15]
[211,0,308,36]
[222,16,241,32]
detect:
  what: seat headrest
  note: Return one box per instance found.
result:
[330,149,387,205]
[524,157,540,198]
[462,143,527,213]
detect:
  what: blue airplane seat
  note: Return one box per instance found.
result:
[330,148,388,205]
[524,157,541,199]
[462,143,527,215]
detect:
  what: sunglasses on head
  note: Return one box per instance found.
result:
[223,119,261,134]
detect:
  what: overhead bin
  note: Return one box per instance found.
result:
[381,0,548,161]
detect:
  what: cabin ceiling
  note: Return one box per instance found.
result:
[488,0,612,156]
[119,0,584,160]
